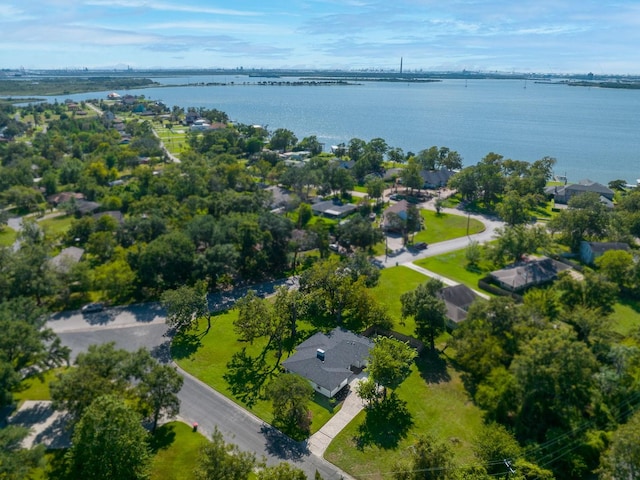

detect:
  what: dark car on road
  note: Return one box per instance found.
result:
[413,242,428,250]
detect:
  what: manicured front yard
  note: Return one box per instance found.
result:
[325,355,484,479]
[38,214,74,236]
[415,248,494,292]
[149,422,210,480]
[173,311,339,434]
[413,210,484,244]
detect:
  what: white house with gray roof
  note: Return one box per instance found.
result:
[282,328,373,398]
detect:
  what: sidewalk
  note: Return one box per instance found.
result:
[404,263,490,300]
[307,376,366,459]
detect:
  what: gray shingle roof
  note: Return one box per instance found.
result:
[282,328,373,392]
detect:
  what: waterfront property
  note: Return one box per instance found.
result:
[545,178,614,205]
[282,328,373,398]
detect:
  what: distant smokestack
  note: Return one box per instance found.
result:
[316,349,325,361]
[400,57,403,75]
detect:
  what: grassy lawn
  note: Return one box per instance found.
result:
[173,311,339,434]
[149,422,210,480]
[372,266,433,336]
[413,210,484,244]
[38,214,74,236]
[611,298,640,336]
[414,248,494,292]
[325,354,484,479]
[0,226,17,247]
[13,368,65,406]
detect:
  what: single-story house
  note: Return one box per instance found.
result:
[420,168,455,189]
[437,284,481,329]
[311,200,357,219]
[50,247,84,273]
[580,241,631,265]
[282,328,373,398]
[489,256,571,292]
[74,199,101,215]
[545,179,614,205]
[47,192,84,207]
[383,200,409,231]
[93,210,124,225]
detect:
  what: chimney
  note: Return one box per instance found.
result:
[316,349,325,361]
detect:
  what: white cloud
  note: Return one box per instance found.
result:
[83,0,262,17]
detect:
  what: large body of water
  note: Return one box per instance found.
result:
[48,76,640,185]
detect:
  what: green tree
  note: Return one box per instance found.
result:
[401,279,447,351]
[465,240,482,268]
[161,280,210,333]
[510,329,599,443]
[556,270,618,315]
[295,135,323,156]
[194,427,257,480]
[360,336,416,403]
[401,157,423,194]
[269,128,297,151]
[67,395,150,480]
[335,215,383,251]
[595,249,634,293]
[133,360,183,433]
[393,434,453,480]
[489,224,549,265]
[599,405,640,480]
[266,373,314,440]
[257,463,307,480]
[496,190,534,225]
[366,176,386,204]
[473,423,521,475]
[548,191,610,252]
[448,166,478,201]
[0,426,44,480]
[475,152,505,207]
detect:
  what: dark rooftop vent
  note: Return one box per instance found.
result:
[316,349,325,361]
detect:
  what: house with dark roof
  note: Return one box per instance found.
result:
[93,210,124,225]
[437,284,482,329]
[282,328,373,398]
[545,179,614,205]
[489,257,571,292]
[420,168,455,189]
[580,241,630,265]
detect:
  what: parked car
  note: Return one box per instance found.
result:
[413,242,428,250]
[81,302,104,314]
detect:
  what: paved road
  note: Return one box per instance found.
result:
[377,205,503,269]
[44,199,502,480]
[47,303,352,480]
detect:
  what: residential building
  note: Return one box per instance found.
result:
[282,328,373,398]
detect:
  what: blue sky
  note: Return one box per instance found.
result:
[2,0,639,73]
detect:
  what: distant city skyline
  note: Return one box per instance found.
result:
[2,1,640,74]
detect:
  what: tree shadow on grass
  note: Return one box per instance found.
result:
[170,331,202,360]
[223,348,274,408]
[355,394,413,450]
[416,350,451,385]
[148,424,177,454]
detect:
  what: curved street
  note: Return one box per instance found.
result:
[43,200,503,480]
